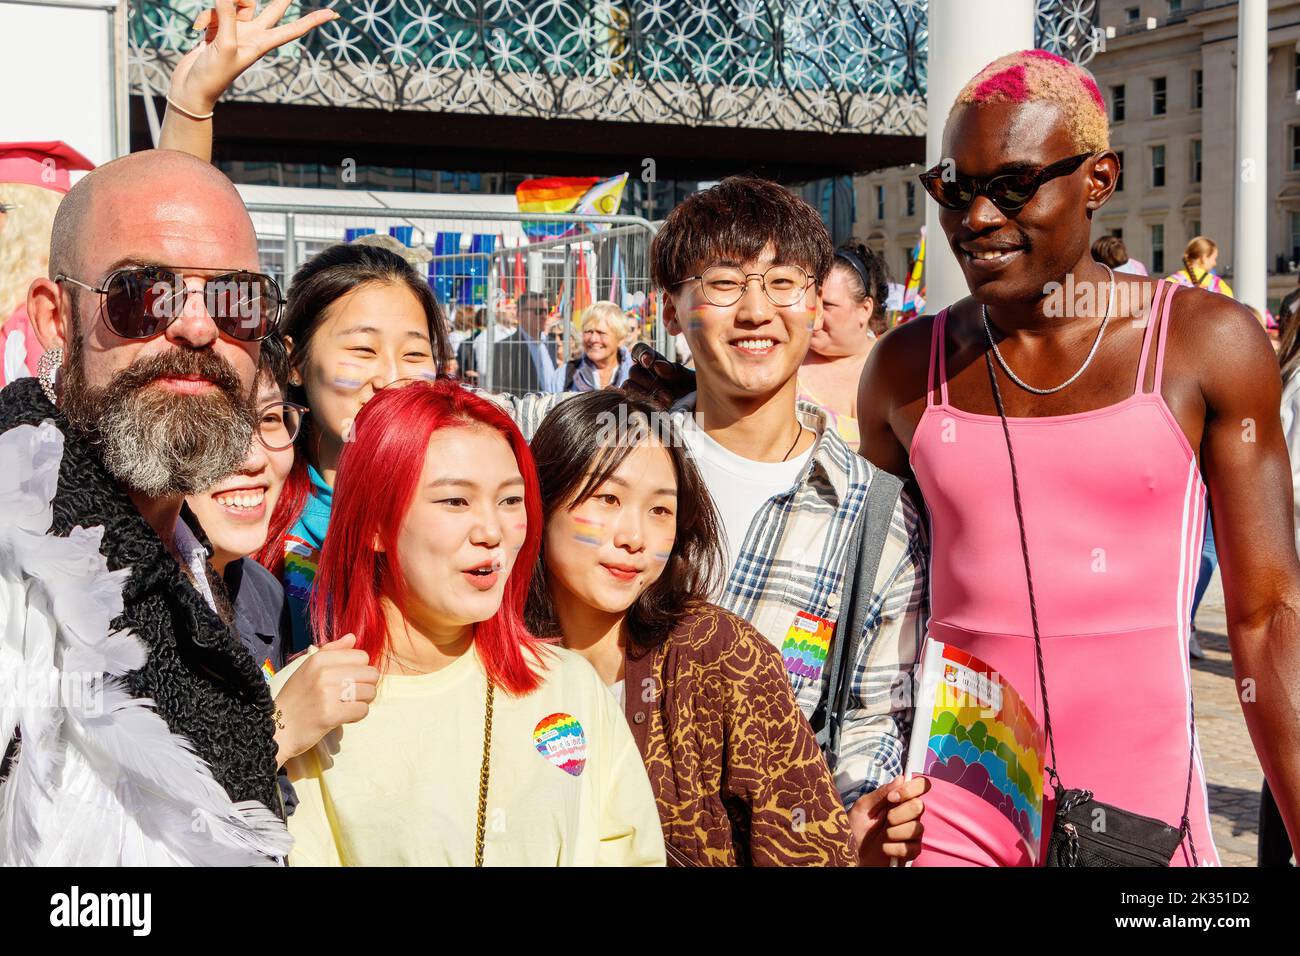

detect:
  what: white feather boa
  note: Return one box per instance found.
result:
[0,421,291,865]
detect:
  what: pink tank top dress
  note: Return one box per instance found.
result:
[909,281,1219,866]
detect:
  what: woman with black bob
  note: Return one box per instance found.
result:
[526,390,927,866]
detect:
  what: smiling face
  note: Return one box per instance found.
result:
[665,242,822,404]
[296,280,436,475]
[388,425,529,640]
[543,442,678,617]
[582,317,621,364]
[186,376,295,573]
[810,266,873,357]
[939,101,1116,307]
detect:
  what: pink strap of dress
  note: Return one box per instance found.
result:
[1134,280,1175,396]
[927,310,950,407]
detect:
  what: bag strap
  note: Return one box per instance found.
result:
[984,350,1199,865]
[816,468,904,767]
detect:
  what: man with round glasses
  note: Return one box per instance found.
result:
[858,49,1300,865]
[0,149,291,864]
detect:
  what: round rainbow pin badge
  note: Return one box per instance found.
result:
[532,713,587,777]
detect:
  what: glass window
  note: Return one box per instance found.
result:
[905,181,916,217]
[1295,51,1300,93]
[1151,223,1165,275]
[1291,211,1300,264]
[1192,69,1202,110]
[1111,84,1126,123]
[875,184,885,220]
[1126,6,1140,23]
[1152,76,1167,116]
[1191,139,1202,184]
[1292,127,1300,170]
[1151,144,1166,188]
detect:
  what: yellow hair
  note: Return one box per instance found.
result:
[0,183,62,318]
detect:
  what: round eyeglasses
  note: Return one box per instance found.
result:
[674,264,815,308]
[257,400,307,451]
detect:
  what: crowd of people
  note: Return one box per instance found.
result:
[0,7,1297,868]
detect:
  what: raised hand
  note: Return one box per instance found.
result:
[168,0,339,118]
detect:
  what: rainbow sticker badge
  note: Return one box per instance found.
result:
[260,658,276,682]
[781,610,834,680]
[532,713,587,777]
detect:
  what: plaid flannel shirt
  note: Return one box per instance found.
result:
[498,391,929,807]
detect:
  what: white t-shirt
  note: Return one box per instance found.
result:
[680,416,813,599]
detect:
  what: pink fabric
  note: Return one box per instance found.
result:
[1,306,42,384]
[909,281,1219,867]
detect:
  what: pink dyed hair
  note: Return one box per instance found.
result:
[951,49,1109,152]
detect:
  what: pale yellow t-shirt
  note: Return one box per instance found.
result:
[272,643,665,867]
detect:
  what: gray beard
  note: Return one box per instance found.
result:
[90,384,256,498]
[60,316,256,498]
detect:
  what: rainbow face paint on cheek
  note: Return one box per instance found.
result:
[332,361,365,391]
[572,514,604,547]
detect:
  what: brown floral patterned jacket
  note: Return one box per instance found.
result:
[622,602,856,866]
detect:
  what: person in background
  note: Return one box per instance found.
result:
[276,380,665,866]
[256,242,451,652]
[527,391,928,866]
[489,290,553,395]
[550,300,633,393]
[624,312,644,346]
[1167,235,1233,296]
[797,239,890,445]
[0,141,96,386]
[1091,234,1148,276]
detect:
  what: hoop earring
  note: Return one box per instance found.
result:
[37,346,63,406]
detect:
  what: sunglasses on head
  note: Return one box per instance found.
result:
[918,152,1094,213]
[55,264,283,342]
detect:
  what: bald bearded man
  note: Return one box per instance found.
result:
[0,150,290,864]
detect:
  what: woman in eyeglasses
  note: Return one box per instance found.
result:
[797,239,890,445]
[185,332,301,677]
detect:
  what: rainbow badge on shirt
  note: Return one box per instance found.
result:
[260,658,276,683]
[781,610,834,680]
[533,713,587,777]
[283,534,320,604]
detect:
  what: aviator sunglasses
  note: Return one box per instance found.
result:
[55,264,283,342]
[918,152,1094,213]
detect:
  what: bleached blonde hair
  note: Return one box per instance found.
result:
[951,49,1110,153]
[0,183,62,318]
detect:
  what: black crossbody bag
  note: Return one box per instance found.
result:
[985,353,1199,867]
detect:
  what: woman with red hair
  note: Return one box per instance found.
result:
[271,380,664,866]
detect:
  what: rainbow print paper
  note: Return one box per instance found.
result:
[781,611,833,680]
[906,641,1045,863]
[533,713,587,777]
[283,534,319,605]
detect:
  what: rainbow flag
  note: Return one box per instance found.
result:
[516,176,598,240]
[901,227,926,319]
[516,174,629,241]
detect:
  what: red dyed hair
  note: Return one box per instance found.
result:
[254,456,309,575]
[308,380,545,696]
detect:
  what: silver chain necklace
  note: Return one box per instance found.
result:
[982,264,1116,395]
